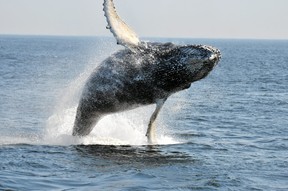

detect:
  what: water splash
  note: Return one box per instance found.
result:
[44,103,180,146]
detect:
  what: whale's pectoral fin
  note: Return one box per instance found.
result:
[103,0,141,49]
[146,98,167,144]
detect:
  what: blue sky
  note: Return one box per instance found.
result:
[0,0,287,39]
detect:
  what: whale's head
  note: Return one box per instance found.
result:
[153,44,221,92]
[178,45,221,82]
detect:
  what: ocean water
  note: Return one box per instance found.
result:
[0,35,287,190]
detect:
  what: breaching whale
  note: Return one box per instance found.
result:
[72,0,221,144]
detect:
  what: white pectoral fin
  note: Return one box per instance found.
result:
[103,0,141,49]
[146,98,167,144]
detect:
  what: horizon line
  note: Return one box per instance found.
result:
[0,33,287,41]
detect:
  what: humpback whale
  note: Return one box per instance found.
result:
[72,0,221,144]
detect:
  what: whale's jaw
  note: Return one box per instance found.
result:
[181,45,221,82]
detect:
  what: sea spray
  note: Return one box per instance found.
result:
[45,100,180,146]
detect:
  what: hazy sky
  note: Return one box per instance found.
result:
[0,0,288,39]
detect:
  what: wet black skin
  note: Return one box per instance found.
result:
[73,42,220,137]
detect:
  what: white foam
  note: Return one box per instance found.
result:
[44,104,180,146]
[0,135,40,146]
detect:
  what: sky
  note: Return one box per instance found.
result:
[0,0,288,39]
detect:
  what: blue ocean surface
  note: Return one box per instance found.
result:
[0,35,287,190]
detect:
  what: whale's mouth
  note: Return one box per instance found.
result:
[209,52,221,65]
[201,45,221,64]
